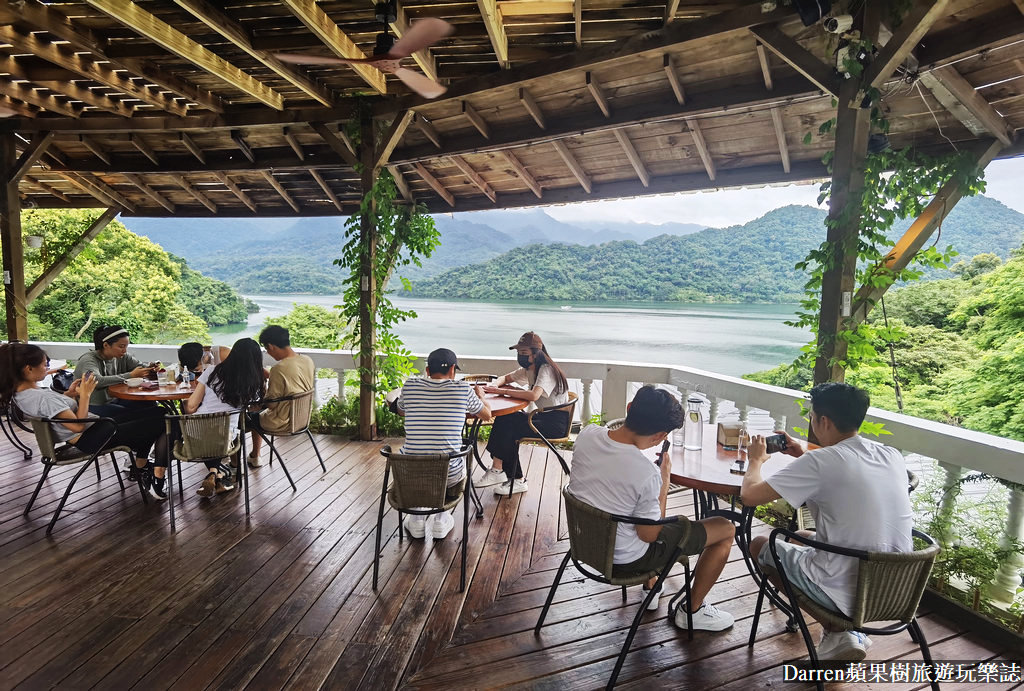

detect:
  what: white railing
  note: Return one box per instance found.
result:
[39,342,1024,602]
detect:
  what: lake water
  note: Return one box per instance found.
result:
[213,295,808,377]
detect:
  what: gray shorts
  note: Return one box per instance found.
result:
[612,519,707,579]
[758,540,841,612]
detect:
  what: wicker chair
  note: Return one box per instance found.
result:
[374,445,474,592]
[24,415,138,534]
[536,489,694,690]
[251,389,325,490]
[749,528,941,691]
[165,410,248,532]
[2,400,33,459]
[514,391,578,483]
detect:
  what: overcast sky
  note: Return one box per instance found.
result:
[521,156,1024,229]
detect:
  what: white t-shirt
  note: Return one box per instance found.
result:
[765,435,913,616]
[194,367,240,429]
[566,424,663,564]
[398,377,483,486]
[506,364,568,413]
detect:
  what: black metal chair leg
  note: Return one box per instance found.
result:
[268,436,275,466]
[683,560,693,640]
[748,578,768,647]
[241,436,250,519]
[373,469,389,591]
[25,464,53,515]
[47,461,93,534]
[111,454,126,492]
[167,451,175,532]
[609,570,673,689]
[909,618,939,691]
[94,456,102,483]
[177,459,185,501]
[461,484,469,592]
[306,430,326,472]
[535,552,571,634]
[621,585,627,602]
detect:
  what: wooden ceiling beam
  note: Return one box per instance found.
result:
[180,133,206,164]
[231,130,255,163]
[663,54,685,105]
[129,134,159,165]
[552,139,591,193]
[770,107,790,173]
[10,132,54,184]
[412,162,455,207]
[586,72,611,118]
[6,0,224,114]
[261,170,301,212]
[1014,0,1024,15]
[281,0,387,93]
[84,0,286,110]
[687,118,715,181]
[519,88,546,129]
[449,154,496,203]
[499,150,541,199]
[0,95,39,119]
[310,169,343,212]
[61,172,135,212]
[375,110,414,169]
[174,0,334,107]
[387,165,415,204]
[392,76,817,164]
[122,173,176,213]
[26,208,120,304]
[26,176,70,204]
[176,175,218,213]
[0,25,191,118]
[79,135,111,166]
[748,25,839,98]
[612,129,649,187]
[463,101,491,139]
[665,0,681,25]
[917,7,1024,69]
[213,171,257,213]
[415,114,444,149]
[283,128,305,161]
[755,42,773,91]
[0,78,83,119]
[34,81,134,118]
[310,122,359,168]
[387,2,789,111]
[863,0,950,89]
[478,0,511,69]
[574,0,582,46]
[919,66,1013,147]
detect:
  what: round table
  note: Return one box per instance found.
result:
[108,381,196,412]
[463,392,529,516]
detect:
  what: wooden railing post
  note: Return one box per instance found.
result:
[581,378,593,424]
[986,485,1024,604]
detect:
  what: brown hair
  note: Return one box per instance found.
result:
[0,342,47,408]
[512,332,568,397]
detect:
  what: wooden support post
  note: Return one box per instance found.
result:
[358,113,377,441]
[27,208,119,303]
[813,79,871,385]
[1,132,27,340]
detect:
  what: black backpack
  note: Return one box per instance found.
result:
[50,370,74,394]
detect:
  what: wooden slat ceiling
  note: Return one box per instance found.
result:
[0,0,1021,216]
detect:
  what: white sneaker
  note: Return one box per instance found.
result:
[403,514,426,539]
[674,602,734,632]
[475,467,505,488]
[429,511,455,539]
[493,478,528,496]
[816,631,868,661]
[643,587,660,611]
[247,452,262,468]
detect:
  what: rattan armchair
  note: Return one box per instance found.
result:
[515,391,578,480]
[165,410,248,532]
[251,389,325,490]
[536,488,694,690]
[374,445,474,592]
[25,414,137,534]
[2,401,33,459]
[749,528,941,691]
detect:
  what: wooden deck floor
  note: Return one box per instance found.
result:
[0,426,1011,690]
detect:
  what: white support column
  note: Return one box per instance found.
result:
[581,379,593,424]
[740,405,752,423]
[709,397,721,425]
[986,485,1024,605]
[936,461,965,547]
[602,366,628,422]
[336,368,346,402]
[774,414,787,433]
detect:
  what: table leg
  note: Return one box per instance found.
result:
[465,419,485,518]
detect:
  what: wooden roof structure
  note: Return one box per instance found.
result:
[0,0,1020,217]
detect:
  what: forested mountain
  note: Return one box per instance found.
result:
[121,208,707,293]
[411,196,1024,303]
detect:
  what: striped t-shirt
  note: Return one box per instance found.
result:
[398,377,484,485]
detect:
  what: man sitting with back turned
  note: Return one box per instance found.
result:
[741,382,913,661]
[395,348,493,539]
[246,325,315,466]
[567,385,736,631]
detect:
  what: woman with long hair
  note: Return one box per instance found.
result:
[183,337,265,497]
[478,332,570,496]
[1,342,169,500]
[73,325,154,416]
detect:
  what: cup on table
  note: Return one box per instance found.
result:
[156,369,169,386]
[736,422,749,461]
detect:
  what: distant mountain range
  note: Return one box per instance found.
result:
[121,208,705,293]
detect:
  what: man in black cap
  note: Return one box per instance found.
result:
[394,348,493,539]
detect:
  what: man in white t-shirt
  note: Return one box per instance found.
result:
[394,348,493,539]
[567,386,737,631]
[741,382,913,662]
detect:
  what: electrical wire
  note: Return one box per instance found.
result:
[880,295,905,413]
[915,79,958,152]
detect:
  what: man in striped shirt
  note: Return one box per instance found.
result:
[396,348,493,539]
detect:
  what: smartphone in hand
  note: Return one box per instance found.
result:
[655,439,670,467]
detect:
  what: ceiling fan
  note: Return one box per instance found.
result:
[276,4,453,100]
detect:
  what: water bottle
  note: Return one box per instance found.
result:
[683,395,704,451]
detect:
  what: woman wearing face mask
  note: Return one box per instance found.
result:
[479,332,570,496]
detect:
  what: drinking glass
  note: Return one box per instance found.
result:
[157,369,168,386]
[736,421,749,461]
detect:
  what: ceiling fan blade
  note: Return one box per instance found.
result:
[274,53,371,66]
[393,67,447,99]
[389,18,453,58]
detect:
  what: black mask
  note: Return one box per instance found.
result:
[517,353,531,368]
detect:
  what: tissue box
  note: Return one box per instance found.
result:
[718,422,742,449]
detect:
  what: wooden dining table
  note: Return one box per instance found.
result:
[108,381,196,413]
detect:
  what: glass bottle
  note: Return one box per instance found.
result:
[683,395,704,451]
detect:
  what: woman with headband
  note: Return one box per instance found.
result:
[73,325,154,416]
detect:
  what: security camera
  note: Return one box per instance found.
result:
[824,14,853,33]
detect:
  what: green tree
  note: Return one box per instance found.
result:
[264,303,348,349]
